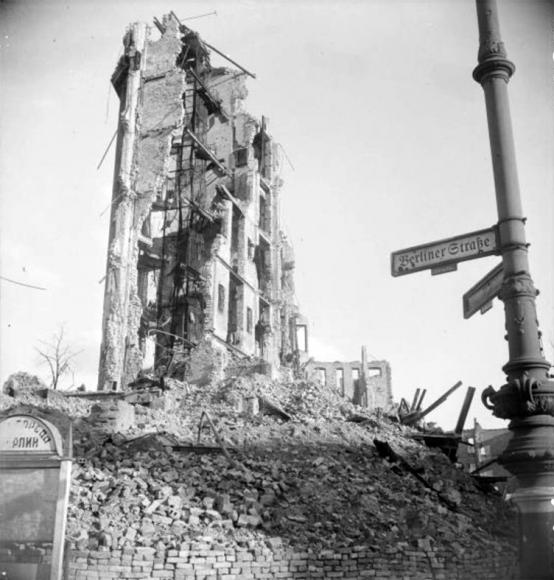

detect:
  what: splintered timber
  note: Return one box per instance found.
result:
[391,227,498,276]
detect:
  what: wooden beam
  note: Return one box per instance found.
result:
[454,386,476,435]
[403,381,462,426]
[416,388,427,411]
[410,388,421,411]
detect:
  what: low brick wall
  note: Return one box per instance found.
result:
[67,539,517,580]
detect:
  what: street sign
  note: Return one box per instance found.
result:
[391,226,498,277]
[463,262,503,319]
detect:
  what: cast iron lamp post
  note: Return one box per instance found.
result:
[474,0,554,578]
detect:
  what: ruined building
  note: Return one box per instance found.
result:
[305,347,393,410]
[98,13,302,390]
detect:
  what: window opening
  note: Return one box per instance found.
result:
[246,307,253,334]
[315,368,326,386]
[336,368,345,396]
[217,284,225,313]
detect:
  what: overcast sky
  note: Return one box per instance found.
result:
[1,0,552,429]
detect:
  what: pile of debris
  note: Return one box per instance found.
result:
[1,369,516,557]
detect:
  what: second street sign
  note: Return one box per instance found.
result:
[463,262,504,319]
[391,226,498,277]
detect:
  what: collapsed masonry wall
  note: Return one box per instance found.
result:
[67,542,516,580]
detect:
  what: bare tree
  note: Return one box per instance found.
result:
[36,326,81,390]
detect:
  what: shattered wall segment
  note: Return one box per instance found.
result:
[305,358,393,411]
[98,14,303,390]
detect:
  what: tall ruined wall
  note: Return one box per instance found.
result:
[98,17,187,391]
[98,15,301,390]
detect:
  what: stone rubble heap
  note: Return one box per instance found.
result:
[1,369,516,560]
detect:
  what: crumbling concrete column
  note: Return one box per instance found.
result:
[98,23,147,391]
[98,16,187,390]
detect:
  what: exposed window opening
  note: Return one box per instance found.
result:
[315,368,326,386]
[231,205,241,268]
[367,367,382,378]
[163,150,179,203]
[296,324,308,352]
[351,369,360,401]
[259,194,268,232]
[227,277,242,346]
[235,147,248,167]
[234,172,249,202]
[246,307,253,334]
[187,233,203,271]
[254,238,271,294]
[252,120,271,178]
[217,284,225,313]
[336,368,344,396]
[256,300,270,356]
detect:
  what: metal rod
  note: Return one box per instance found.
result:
[185,128,230,175]
[176,13,255,79]
[201,39,256,79]
[182,10,217,22]
[0,275,46,291]
[96,129,118,170]
[278,143,296,171]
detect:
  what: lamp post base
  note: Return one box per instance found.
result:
[501,414,554,579]
[509,486,554,580]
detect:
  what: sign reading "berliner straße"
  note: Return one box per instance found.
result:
[391,226,499,277]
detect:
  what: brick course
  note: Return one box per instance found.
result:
[67,541,516,580]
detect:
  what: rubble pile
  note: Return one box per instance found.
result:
[1,370,516,559]
[0,379,92,418]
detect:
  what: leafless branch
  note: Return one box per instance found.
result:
[35,325,82,390]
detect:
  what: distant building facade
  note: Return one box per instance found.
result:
[305,352,393,410]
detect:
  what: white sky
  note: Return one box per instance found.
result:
[0,0,552,429]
